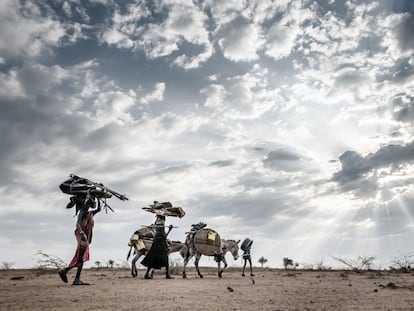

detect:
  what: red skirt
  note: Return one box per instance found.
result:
[68,230,90,268]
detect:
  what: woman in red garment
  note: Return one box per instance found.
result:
[58,196,101,285]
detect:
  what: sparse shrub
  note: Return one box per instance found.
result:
[169,258,183,275]
[32,250,65,270]
[390,251,414,272]
[1,261,15,270]
[331,255,376,271]
[315,258,331,270]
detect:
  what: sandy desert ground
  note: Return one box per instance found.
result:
[1,267,413,311]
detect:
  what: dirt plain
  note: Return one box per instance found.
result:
[1,267,413,311]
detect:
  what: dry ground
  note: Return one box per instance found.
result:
[1,268,413,311]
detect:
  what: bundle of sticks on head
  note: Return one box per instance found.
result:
[142,201,185,218]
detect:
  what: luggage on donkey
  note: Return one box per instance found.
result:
[128,233,146,251]
[190,228,222,256]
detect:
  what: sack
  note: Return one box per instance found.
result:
[152,201,173,208]
[136,239,146,251]
[59,176,90,196]
[241,238,253,251]
[59,175,112,198]
[128,234,146,251]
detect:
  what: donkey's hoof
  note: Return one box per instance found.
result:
[199,274,204,278]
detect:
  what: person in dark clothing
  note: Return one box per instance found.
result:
[58,196,101,285]
[241,238,255,277]
[141,215,173,279]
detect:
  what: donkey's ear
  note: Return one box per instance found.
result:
[237,240,241,244]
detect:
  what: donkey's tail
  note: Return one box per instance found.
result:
[127,246,133,261]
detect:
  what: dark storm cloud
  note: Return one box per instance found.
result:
[332,141,414,192]
[390,0,414,14]
[208,159,234,167]
[396,11,414,53]
[263,148,309,172]
[393,95,414,122]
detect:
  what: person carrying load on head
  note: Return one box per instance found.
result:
[58,196,101,285]
[58,174,128,285]
[241,238,255,277]
[141,214,174,279]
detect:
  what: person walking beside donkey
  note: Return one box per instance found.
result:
[58,196,101,285]
[141,214,173,279]
[241,238,255,277]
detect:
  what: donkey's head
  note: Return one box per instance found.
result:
[222,239,240,260]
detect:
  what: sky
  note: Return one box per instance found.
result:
[0,0,413,270]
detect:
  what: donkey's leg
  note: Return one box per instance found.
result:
[195,253,203,278]
[223,257,228,269]
[131,248,140,277]
[217,260,223,278]
[182,253,192,279]
[218,257,227,278]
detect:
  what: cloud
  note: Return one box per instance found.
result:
[263,1,314,61]
[218,18,264,62]
[393,95,414,122]
[264,21,300,60]
[201,65,279,119]
[263,148,307,172]
[393,12,414,56]
[332,141,414,196]
[100,0,212,69]
[1,0,414,268]
[140,82,165,105]
[382,11,414,58]
[0,0,76,60]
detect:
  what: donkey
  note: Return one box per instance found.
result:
[127,238,186,277]
[181,238,240,278]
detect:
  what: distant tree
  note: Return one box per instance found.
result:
[390,251,414,272]
[95,261,102,269]
[258,256,268,268]
[107,259,115,268]
[1,261,15,270]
